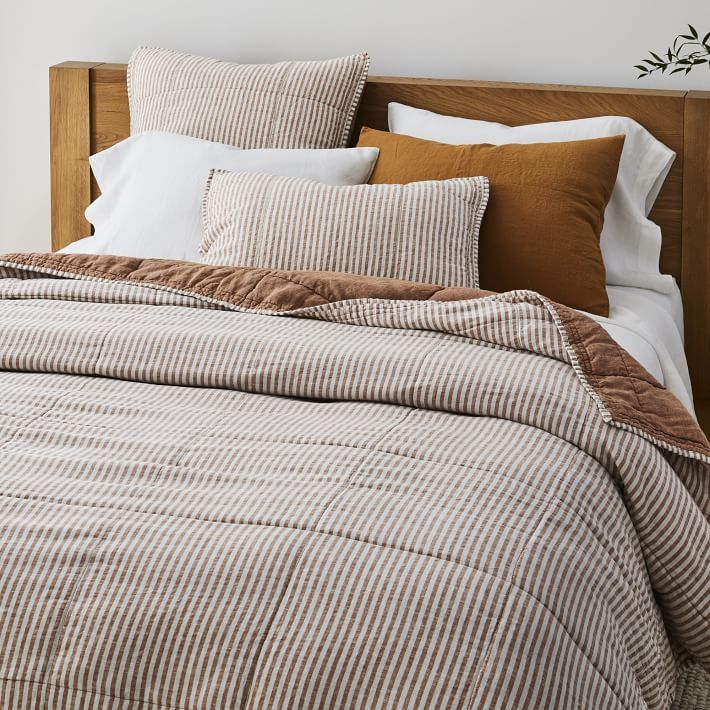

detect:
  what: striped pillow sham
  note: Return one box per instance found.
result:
[200,170,490,288]
[128,47,370,149]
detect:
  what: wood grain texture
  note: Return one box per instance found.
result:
[682,92,710,399]
[49,62,99,251]
[47,63,710,408]
[697,399,710,439]
[89,64,129,201]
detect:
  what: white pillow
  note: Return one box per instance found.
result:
[388,102,676,293]
[71,132,379,262]
[60,236,99,254]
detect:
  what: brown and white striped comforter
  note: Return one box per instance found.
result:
[0,253,707,710]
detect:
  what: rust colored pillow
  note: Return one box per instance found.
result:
[358,127,625,315]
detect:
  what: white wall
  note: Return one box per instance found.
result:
[1,0,709,252]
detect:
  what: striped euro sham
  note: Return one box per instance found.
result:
[200,170,490,288]
[128,47,370,149]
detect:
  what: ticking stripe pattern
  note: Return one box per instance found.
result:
[128,47,370,149]
[0,273,707,709]
[200,171,490,288]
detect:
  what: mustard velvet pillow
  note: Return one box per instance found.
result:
[357,127,625,316]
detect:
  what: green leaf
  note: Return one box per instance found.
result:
[671,67,686,74]
[703,31,710,44]
[651,51,664,62]
[681,34,695,40]
[634,64,647,71]
[689,24,699,38]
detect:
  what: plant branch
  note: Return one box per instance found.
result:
[636,25,710,78]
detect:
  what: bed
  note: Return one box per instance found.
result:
[0,59,705,709]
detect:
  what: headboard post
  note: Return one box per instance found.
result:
[49,62,98,251]
[682,91,710,400]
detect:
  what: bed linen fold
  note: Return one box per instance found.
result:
[0,252,707,710]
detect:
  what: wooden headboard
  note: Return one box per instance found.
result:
[48,61,710,405]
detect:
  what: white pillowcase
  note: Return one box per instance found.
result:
[388,102,676,293]
[64,132,379,262]
[61,235,99,254]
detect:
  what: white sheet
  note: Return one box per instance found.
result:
[587,281,694,416]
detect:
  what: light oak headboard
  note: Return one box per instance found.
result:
[49,62,710,401]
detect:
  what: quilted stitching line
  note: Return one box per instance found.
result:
[264,62,295,148]
[465,456,632,710]
[1,675,184,710]
[241,408,418,708]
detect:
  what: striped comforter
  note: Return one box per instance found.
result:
[0,253,707,710]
